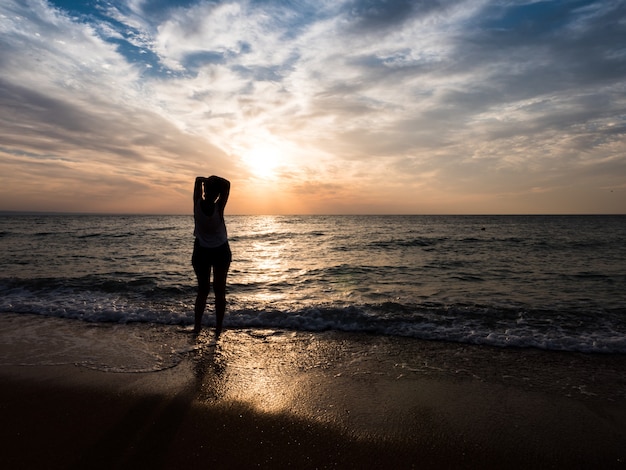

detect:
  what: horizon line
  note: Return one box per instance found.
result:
[1,210,625,217]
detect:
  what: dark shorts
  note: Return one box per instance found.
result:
[192,239,232,281]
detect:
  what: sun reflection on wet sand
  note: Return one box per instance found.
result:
[189,329,484,439]
[193,330,309,415]
[188,329,442,436]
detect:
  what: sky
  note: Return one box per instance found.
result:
[1,0,625,215]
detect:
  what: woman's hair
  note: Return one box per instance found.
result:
[203,181,220,201]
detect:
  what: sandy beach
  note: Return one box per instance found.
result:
[1,327,626,469]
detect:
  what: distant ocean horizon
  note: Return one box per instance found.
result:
[2,211,625,215]
[1,213,625,371]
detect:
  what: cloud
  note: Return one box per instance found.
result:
[0,0,625,214]
[0,0,236,213]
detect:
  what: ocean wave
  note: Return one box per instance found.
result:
[230,231,302,242]
[1,278,624,354]
[369,237,440,249]
[229,304,626,354]
[76,231,137,239]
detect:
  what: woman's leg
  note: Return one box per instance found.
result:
[212,262,230,337]
[194,266,211,333]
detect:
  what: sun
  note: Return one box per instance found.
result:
[242,144,283,179]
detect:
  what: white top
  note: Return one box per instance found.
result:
[194,200,228,248]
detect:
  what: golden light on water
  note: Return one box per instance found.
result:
[236,216,295,304]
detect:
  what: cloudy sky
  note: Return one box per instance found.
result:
[1,0,625,214]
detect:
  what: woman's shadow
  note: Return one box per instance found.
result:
[70,333,227,470]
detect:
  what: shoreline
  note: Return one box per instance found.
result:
[1,327,626,469]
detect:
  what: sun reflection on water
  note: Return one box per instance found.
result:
[233,216,299,305]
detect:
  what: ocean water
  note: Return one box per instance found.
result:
[1,214,625,370]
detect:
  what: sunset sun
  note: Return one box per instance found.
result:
[241,144,284,179]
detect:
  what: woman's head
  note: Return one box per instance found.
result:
[203,180,220,202]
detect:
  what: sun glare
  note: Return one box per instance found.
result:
[242,145,283,179]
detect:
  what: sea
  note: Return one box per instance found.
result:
[1,214,625,372]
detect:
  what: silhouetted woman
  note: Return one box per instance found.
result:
[192,175,231,336]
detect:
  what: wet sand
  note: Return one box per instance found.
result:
[1,328,626,469]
